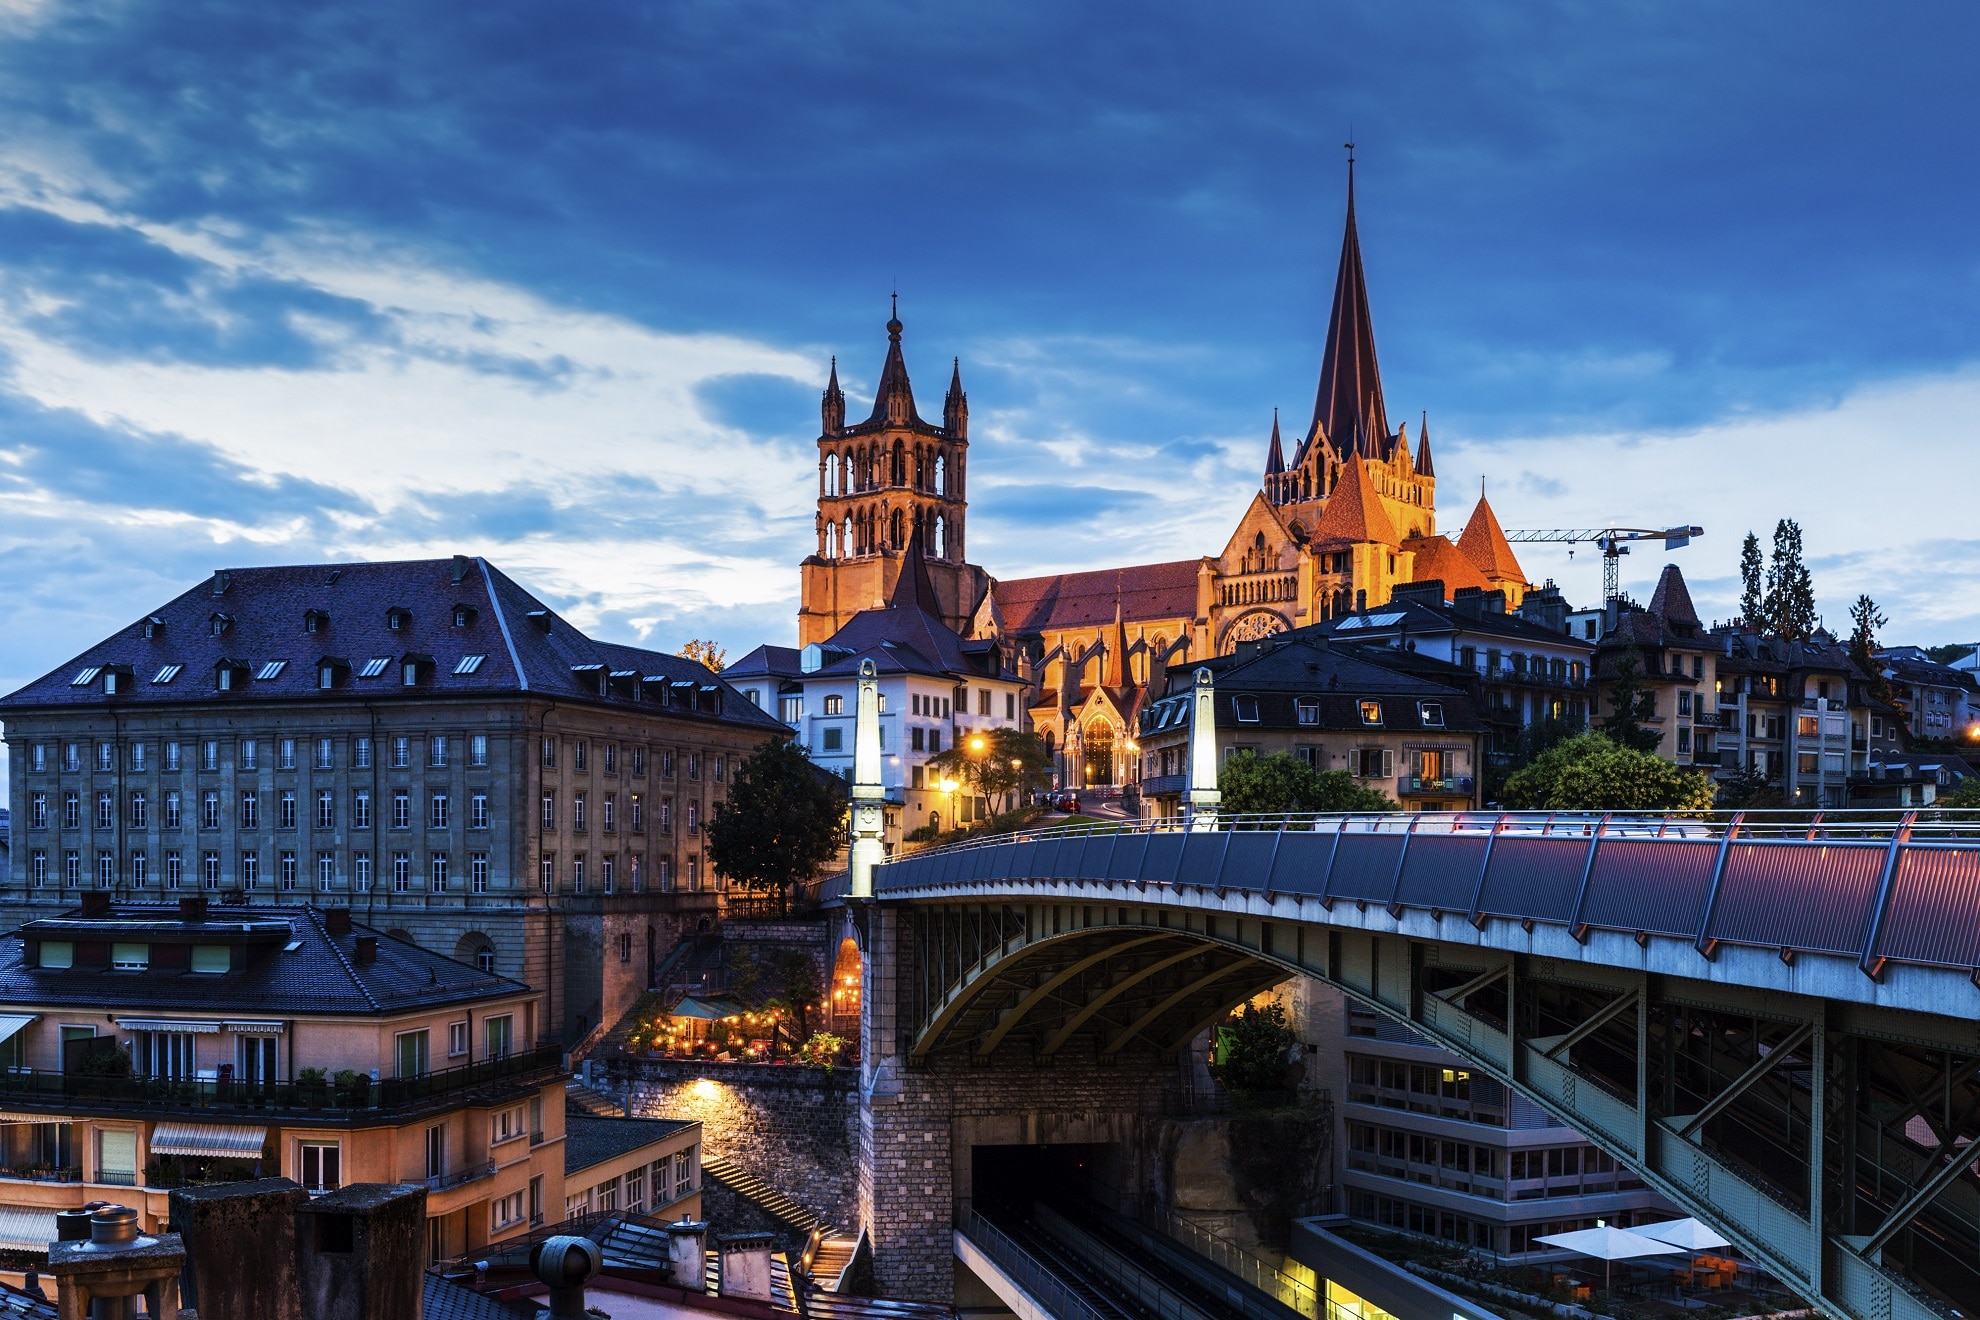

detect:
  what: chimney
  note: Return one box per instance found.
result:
[79,892,111,918]
[451,554,473,584]
[1452,587,1484,621]
[180,895,208,922]
[354,936,378,965]
[718,1232,777,1302]
[48,1204,184,1320]
[296,1184,428,1320]
[325,907,352,936]
[211,570,231,596]
[171,1178,308,1320]
[666,1221,709,1291]
[530,1236,603,1318]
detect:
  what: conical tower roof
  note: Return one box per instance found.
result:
[1456,495,1525,583]
[1308,159,1389,459]
[865,298,922,426]
[1264,410,1286,477]
[888,525,941,616]
[1415,412,1434,477]
[1311,457,1400,547]
[1649,563,1700,628]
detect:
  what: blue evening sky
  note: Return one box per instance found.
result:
[0,0,1976,737]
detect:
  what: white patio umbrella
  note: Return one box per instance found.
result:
[1631,1218,1730,1252]
[1535,1226,1684,1291]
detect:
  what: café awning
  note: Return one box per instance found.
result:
[1633,1218,1731,1251]
[1535,1227,1683,1261]
[118,1019,222,1033]
[668,996,749,1021]
[149,1122,268,1158]
[0,1205,58,1252]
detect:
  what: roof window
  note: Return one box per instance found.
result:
[141,616,165,639]
[454,654,486,675]
[527,609,554,634]
[151,664,182,685]
[255,660,288,681]
[317,657,351,690]
[100,664,134,696]
[451,604,478,628]
[210,613,232,637]
[1232,695,1260,723]
[71,666,103,688]
[400,654,434,687]
[1359,700,1384,726]
[1418,701,1445,728]
[1296,698,1321,726]
[215,659,251,692]
[303,609,329,634]
[358,657,390,679]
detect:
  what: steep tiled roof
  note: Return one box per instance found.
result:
[1305,162,1390,462]
[0,558,785,732]
[861,310,922,427]
[1647,564,1700,628]
[1397,535,1491,597]
[1455,496,1525,583]
[1309,458,1400,547]
[994,561,1201,635]
[0,904,524,1016]
[565,1112,696,1176]
[1141,637,1481,735]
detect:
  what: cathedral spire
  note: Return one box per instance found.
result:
[1415,411,1434,477]
[1307,153,1389,461]
[943,356,968,436]
[822,355,845,434]
[1104,587,1129,689]
[866,301,921,426]
[1264,409,1285,477]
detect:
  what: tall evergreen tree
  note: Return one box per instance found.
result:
[1849,594,1893,702]
[1762,519,1817,642]
[1739,531,1765,630]
[1599,647,1663,754]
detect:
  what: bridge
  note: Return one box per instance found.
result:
[834,661,1980,1320]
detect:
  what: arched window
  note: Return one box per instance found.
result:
[825,522,838,558]
[844,515,854,557]
[934,454,946,496]
[890,507,904,549]
[827,453,840,496]
[933,515,946,559]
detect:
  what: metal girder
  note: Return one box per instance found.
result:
[1673,1021,1815,1140]
[1038,944,1211,1058]
[1160,969,1296,1053]
[1433,963,1509,1008]
[972,934,1170,1058]
[1540,989,1639,1061]
[1100,955,1267,1057]
[1861,1138,1980,1256]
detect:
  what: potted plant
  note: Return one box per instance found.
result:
[332,1069,371,1108]
[296,1067,328,1109]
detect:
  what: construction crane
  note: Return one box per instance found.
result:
[1496,526,1705,604]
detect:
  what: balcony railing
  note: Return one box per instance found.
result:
[0,1044,563,1119]
[1476,663,1587,690]
[1400,775,1473,797]
[426,1161,496,1193]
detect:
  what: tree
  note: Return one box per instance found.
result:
[707,739,848,902]
[1218,751,1392,814]
[1500,733,1718,812]
[764,950,823,1040]
[1599,647,1662,754]
[1849,594,1894,703]
[924,727,1054,816]
[679,639,727,672]
[1211,1000,1299,1095]
[1940,778,1980,809]
[1762,519,1817,643]
[1716,765,1785,809]
[1928,644,1977,667]
[1739,531,1766,630]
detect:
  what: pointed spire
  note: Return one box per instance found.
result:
[1648,563,1700,628]
[1456,495,1526,586]
[1415,411,1434,477]
[1104,587,1129,688]
[1308,154,1390,463]
[866,301,921,426]
[888,525,940,616]
[1264,409,1286,477]
[943,356,968,436]
[821,355,845,434]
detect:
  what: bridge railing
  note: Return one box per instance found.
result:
[954,1203,1113,1320]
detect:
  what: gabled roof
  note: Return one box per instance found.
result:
[565,1112,696,1176]
[1305,160,1389,463]
[994,560,1201,635]
[0,558,786,731]
[1309,457,1400,547]
[1455,496,1525,583]
[1397,535,1492,597]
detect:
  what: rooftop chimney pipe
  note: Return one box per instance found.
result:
[354,936,378,964]
[325,907,352,936]
[530,1236,602,1318]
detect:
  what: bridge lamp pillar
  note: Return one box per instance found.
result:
[850,658,886,899]
[1187,666,1221,830]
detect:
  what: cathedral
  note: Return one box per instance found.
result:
[795,164,1530,791]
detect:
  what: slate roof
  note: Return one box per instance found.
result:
[994,560,1202,635]
[564,1112,697,1177]
[1141,636,1481,737]
[1303,162,1391,462]
[1647,564,1700,628]
[1304,595,1592,652]
[0,904,525,1016]
[422,1273,535,1320]
[0,557,785,733]
[1878,655,1980,693]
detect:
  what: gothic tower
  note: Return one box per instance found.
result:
[798,306,990,645]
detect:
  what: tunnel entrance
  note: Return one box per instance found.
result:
[970,1142,1120,1218]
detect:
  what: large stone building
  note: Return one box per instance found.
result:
[797,164,1534,792]
[0,556,788,1047]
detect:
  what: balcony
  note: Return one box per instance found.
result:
[0,1044,563,1123]
[1399,775,1473,798]
[426,1161,496,1193]
[1140,774,1188,797]
[1476,664,1586,691]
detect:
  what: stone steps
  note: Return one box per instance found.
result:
[701,1154,860,1292]
[564,1079,622,1117]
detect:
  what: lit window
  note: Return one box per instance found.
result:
[1359,701,1384,726]
[1418,702,1445,728]
[358,657,390,679]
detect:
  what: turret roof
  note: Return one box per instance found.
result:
[1309,457,1400,547]
[1455,495,1525,583]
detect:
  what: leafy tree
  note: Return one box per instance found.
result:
[1739,531,1766,630]
[1599,647,1662,754]
[925,727,1054,815]
[678,639,727,672]
[1762,519,1818,643]
[1218,751,1391,814]
[1940,778,1980,809]
[1716,765,1785,809]
[765,950,823,1039]
[1499,733,1718,812]
[707,739,848,901]
[1927,644,1977,667]
[1212,1000,1299,1095]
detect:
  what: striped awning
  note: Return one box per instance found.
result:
[0,1113,71,1125]
[0,1205,58,1252]
[118,1019,221,1033]
[149,1122,268,1158]
[0,1015,34,1045]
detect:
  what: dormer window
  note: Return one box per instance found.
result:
[303,609,329,634]
[141,616,165,640]
[1358,700,1384,726]
[215,659,251,691]
[1232,695,1260,723]
[527,610,553,634]
[209,613,233,638]
[1418,701,1445,728]
[698,684,722,714]
[451,604,478,628]
[100,664,134,696]
[1296,698,1321,726]
[571,662,606,697]
[610,668,640,698]
[400,653,434,687]
[386,606,412,632]
[317,658,351,690]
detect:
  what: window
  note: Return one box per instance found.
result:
[486,1015,513,1060]
[316,790,336,829]
[392,736,410,768]
[470,793,488,829]
[354,737,372,768]
[30,851,46,888]
[573,792,586,831]
[493,1192,525,1232]
[165,851,182,890]
[426,1125,446,1180]
[97,741,115,772]
[471,734,487,766]
[542,793,556,829]
[1359,700,1384,726]
[675,1146,696,1195]
[314,737,334,769]
[573,741,588,771]
[687,802,699,836]
[631,855,643,891]
[1677,727,1692,754]
[241,739,258,770]
[1349,748,1394,779]
[541,856,556,893]
[822,727,843,752]
[660,800,673,834]
[201,852,220,889]
[135,1030,193,1077]
[714,757,725,783]
[630,794,643,831]
[97,851,115,888]
[912,727,925,752]
[1232,695,1260,723]
[280,851,298,891]
[448,1021,469,1057]
[130,852,147,888]
[354,853,372,891]
[300,1141,341,1193]
[1418,701,1445,728]
[130,791,148,829]
[392,792,411,829]
[318,852,335,890]
[656,857,672,891]
[201,791,220,830]
[430,793,450,829]
[241,851,260,889]
[395,1030,430,1078]
[279,789,297,830]
[97,1129,137,1187]
[64,742,81,772]
[239,791,260,829]
[201,739,220,772]
[470,851,489,893]
[430,735,448,767]
[96,792,114,829]
[30,744,46,774]
[781,695,804,724]
[603,744,617,774]
[454,654,485,675]
[619,932,632,963]
[392,852,411,893]
[625,1165,645,1216]
[64,791,81,830]
[652,1157,672,1204]
[542,736,557,767]
[603,793,616,832]
[164,791,181,829]
[662,750,674,778]
[131,742,147,771]
[632,747,646,775]
[688,855,701,889]
[572,855,586,892]
[279,737,296,769]
[162,740,179,772]
[354,789,372,829]
[1296,699,1321,726]
[430,853,449,892]
[602,856,616,893]
[1678,690,1693,717]
[824,694,844,715]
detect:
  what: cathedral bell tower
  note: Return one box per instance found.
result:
[799,304,989,645]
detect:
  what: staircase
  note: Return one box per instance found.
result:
[701,1154,860,1292]
[565,1079,623,1117]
